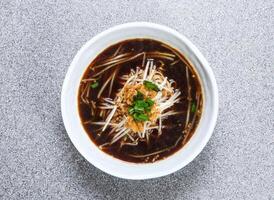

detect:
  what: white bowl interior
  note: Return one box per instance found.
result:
[61,22,218,179]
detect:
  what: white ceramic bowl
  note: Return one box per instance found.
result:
[61,22,218,180]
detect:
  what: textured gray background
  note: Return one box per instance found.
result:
[0,0,273,199]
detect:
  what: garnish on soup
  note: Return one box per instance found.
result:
[78,39,202,163]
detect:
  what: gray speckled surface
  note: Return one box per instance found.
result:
[0,0,273,199]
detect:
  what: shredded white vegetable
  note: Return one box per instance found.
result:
[91,59,181,147]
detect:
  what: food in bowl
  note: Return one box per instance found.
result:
[78,38,203,163]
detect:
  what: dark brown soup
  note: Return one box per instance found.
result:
[78,39,203,163]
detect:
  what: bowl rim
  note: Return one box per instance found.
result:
[61,22,218,179]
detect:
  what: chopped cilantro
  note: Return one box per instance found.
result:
[191,102,196,113]
[128,92,155,121]
[133,113,149,121]
[133,91,144,101]
[143,80,160,92]
[90,81,99,89]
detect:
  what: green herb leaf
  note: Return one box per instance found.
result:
[146,98,154,106]
[128,107,135,115]
[133,91,144,101]
[143,81,160,92]
[133,104,145,113]
[128,93,155,122]
[135,100,149,108]
[191,102,196,113]
[144,107,151,112]
[133,113,149,121]
[90,81,99,89]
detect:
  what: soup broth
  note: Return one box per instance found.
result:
[78,39,203,163]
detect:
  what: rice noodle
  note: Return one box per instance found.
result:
[113,44,123,56]
[158,115,162,135]
[97,74,113,98]
[102,106,117,131]
[170,59,179,66]
[108,69,118,97]
[81,78,97,83]
[99,142,111,149]
[184,67,191,129]
[142,53,146,67]
[128,148,170,158]
[142,59,151,81]
[111,129,130,144]
[80,83,89,104]
[92,53,145,77]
